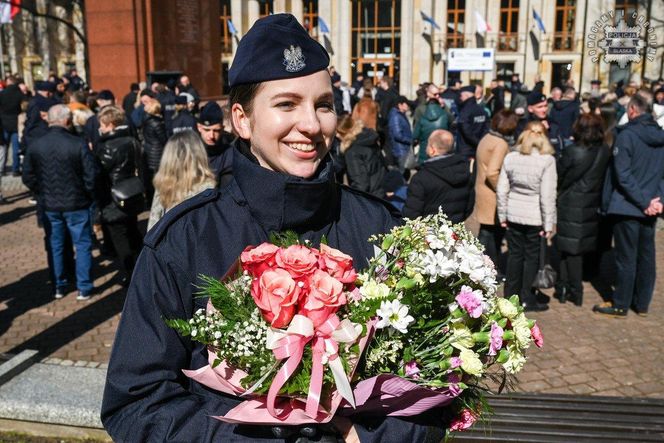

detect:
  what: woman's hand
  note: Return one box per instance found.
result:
[500,222,508,229]
[539,230,552,239]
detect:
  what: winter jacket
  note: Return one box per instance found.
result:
[0,84,24,132]
[456,98,489,159]
[387,107,412,159]
[556,143,610,254]
[376,87,399,128]
[100,144,443,443]
[122,91,138,117]
[142,114,167,171]
[22,126,96,212]
[474,131,510,225]
[413,101,449,164]
[601,114,664,218]
[549,99,580,139]
[515,115,564,155]
[343,128,386,198]
[403,153,474,222]
[497,150,557,231]
[171,110,197,136]
[157,90,177,135]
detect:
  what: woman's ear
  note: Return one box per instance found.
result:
[231,103,252,139]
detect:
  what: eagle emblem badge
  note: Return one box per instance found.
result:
[283,45,306,73]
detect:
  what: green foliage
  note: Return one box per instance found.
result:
[164,318,192,336]
[268,230,300,247]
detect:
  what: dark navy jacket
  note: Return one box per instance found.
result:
[456,98,489,158]
[101,146,441,442]
[387,107,412,159]
[601,114,664,218]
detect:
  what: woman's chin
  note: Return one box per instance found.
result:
[283,160,321,179]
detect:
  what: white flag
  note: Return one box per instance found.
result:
[0,3,11,24]
[475,11,491,33]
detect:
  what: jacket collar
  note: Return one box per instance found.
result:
[228,140,339,233]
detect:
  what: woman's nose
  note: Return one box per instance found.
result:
[296,105,322,136]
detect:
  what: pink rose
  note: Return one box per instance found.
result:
[275,245,319,279]
[240,243,279,277]
[300,270,347,327]
[450,409,477,432]
[531,323,544,348]
[318,244,357,284]
[251,268,300,328]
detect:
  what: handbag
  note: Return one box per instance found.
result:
[402,146,417,170]
[532,236,557,289]
[110,176,145,216]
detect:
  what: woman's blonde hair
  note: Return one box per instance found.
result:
[145,100,162,116]
[153,131,217,209]
[515,121,555,155]
[335,115,364,153]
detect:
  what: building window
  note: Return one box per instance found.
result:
[351,0,401,82]
[496,62,515,83]
[259,0,273,18]
[446,0,465,49]
[553,0,576,51]
[303,1,318,38]
[498,0,519,52]
[220,0,232,55]
[615,0,638,25]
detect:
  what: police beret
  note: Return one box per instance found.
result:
[527,91,547,106]
[460,85,476,93]
[97,89,115,101]
[36,81,56,92]
[140,89,155,98]
[331,73,341,83]
[591,80,601,85]
[36,97,58,112]
[228,14,330,88]
[448,78,461,87]
[198,102,222,126]
[177,93,194,104]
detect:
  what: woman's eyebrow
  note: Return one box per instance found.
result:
[316,92,334,101]
[270,92,302,101]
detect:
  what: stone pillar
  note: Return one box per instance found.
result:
[72,1,87,81]
[337,0,351,83]
[289,0,303,24]
[318,0,332,54]
[246,0,260,31]
[5,24,18,75]
[21,10,34,56]
[273,0,287,13]
[413,0,434,87]
[642,0,664,82]
[35,0,50,75]
[432,0,447,86]
[399,0,414,97]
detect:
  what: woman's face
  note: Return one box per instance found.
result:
[233,71,336,179]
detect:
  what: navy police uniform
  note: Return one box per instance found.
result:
[456,85,489,159]
[515,92,564,155]
[102,13,443,442]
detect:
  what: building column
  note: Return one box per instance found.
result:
[245,0,260,33]
[337,0,351,84]
[4,24,17,75]
[412,0,434,87]
[273,0,287,13]
[399,0,414,97]
[289,0,303,24]
[35,0,50,75]
[72,1,87,81]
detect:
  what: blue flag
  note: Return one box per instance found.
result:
[420,10,441,31]
[227,19,237,35]
[532,9,546,33]
[318,17,330,34]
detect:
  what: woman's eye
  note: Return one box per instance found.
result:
[277,102,295,109]
[317,102,334,111]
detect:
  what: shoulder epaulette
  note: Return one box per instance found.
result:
[339,184,402,218]
[144,187,220,248]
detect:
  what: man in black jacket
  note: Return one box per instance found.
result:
[196,102,233,185]
[515,91,564,155]
[121,83,139,117]
[22,104,97,300]
[403,129,474,222]
[456,85,489,159]
[548,87,580,141]
[0,75,25,177]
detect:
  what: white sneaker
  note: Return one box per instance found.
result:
[76,292,91,301]
[54,289,65,299]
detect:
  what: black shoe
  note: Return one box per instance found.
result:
[631,306,648,317]
[535,289,550,304]
[554,285,568,303]
[522,301,550,312]
[11,171,20,177]
[568,291,583,307]
[593,304,627,317]
[0,196,8,205]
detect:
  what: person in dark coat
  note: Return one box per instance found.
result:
[83,89,115,151]
[336,115,386,198]
[156,81,177,136]
[594,95,664,317]
[141,100,168,205]
[413,86,450,165]
[101,14,443,443]
[403,129,474,221]
[548,87,580,141]
[456,85,489,159]
[386,95,413,171]
[0,76,25,176]
[555,113,610,306]
[22,104,96,300]
[178,75,201,111]
[196,101,234,186]
[64,68,85,92]
[375,75,399,130]
[515,91,564,155]
[22,81,58,159]
[95,106,143,285]
[170,94,197,136]
[121,82,139,117]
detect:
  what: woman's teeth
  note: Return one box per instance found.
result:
[288,143,315,152]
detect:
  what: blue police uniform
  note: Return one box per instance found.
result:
[456,95,489,159]
[101,13,444,442]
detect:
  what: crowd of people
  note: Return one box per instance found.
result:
[329,71,664,316]
[0,70,231,300]
[0,42,662,320]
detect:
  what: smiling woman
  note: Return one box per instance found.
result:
[101,13,443,443]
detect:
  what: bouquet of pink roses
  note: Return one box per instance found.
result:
[167,211,544,434]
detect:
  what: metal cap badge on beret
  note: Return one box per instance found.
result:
[198,102,223,126]
[228,13,330,88]
[527,91,547,106]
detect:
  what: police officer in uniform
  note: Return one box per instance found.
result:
[170,94,197,135]
[196,101,234,186]
[456,84,489,159]
[22,81,58,152]
[101,13,443,443]
[515,91,564,155]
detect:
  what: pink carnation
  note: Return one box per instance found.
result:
[531,323,544,348]
[449,357,462,368]
[447,373,463,397]
[450,409,477,432]
[405,361,420,379]
[489,322,504,356]
[455,286,483,318]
